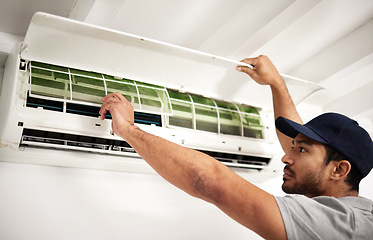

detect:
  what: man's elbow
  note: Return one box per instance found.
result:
[188,165,228,206]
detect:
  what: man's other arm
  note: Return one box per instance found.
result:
[237,55,302,153]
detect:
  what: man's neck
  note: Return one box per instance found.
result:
[305,190,359,198]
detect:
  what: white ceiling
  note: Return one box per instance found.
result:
[1,0,372,130]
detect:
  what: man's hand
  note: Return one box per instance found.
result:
[99,92,135,139]
[236,55,283,88]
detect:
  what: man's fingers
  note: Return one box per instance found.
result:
[236,64,257,78]
[240,57,258,67]
[99,102,110,120]
[108,92,126,101]
[236,57,260,76]
[101,92,126,102]
[238,55,268,70]
[100,92,130,120]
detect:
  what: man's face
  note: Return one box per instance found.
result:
[281,134,329,197]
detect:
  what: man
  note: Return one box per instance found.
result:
[99,55,373,239]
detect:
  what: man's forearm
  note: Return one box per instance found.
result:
[270,78,302,152]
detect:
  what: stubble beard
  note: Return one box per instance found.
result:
[282,169,324,197]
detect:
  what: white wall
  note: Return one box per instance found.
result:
[0,66,3,94]
[1,158,371,240]
[0,161,263,240]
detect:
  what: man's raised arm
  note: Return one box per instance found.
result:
[237,55,302,153]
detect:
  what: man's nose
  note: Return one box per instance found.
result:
[281,151,294,166]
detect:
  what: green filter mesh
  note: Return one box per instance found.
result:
[195,105,218,133]
[219,109,241,136]
[244,127,263,139]
[106,80,139,105]
[30,63,70,99]
[138,86,172,114]
[168,89,191,102]
[29,61,172,115]
[215,100,238,111]
[238,104,260,115]
[241,114,262,127]
[191,94,215,106]
[166,90,264,139]
[29,61,264,139]
[169,100,194,129]
[242,113,263,139]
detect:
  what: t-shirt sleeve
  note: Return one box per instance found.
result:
[275,195,355,240]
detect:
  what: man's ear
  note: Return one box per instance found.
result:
[330,160,351,180]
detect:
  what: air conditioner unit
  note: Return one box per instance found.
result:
[0,13,322,182]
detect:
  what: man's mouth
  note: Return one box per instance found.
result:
[283,166,295,179]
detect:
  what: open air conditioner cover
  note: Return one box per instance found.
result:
[21,12,322,109]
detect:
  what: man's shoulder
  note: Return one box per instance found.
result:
[276,194,373,212]
[275,195,373,240]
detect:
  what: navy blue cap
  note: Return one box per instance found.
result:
[275,113,373,177]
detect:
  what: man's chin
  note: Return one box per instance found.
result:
[281,180,294,194]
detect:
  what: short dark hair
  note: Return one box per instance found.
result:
[324,145,363,192]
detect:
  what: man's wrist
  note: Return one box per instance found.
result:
[269,76,286,92]
[115,122,138,140]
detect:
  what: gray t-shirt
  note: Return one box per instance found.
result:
[275,195,373,240]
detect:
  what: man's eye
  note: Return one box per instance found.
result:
[299,147,306,153]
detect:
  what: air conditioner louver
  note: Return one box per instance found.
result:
[20,128,271,171]
[21,128,137,155]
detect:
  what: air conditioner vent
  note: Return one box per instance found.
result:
[21,128,136,154]
[199,150,270,170]
[26,94,64,112]
[20,129,270,170]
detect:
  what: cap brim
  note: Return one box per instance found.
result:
[275,117,328,144]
